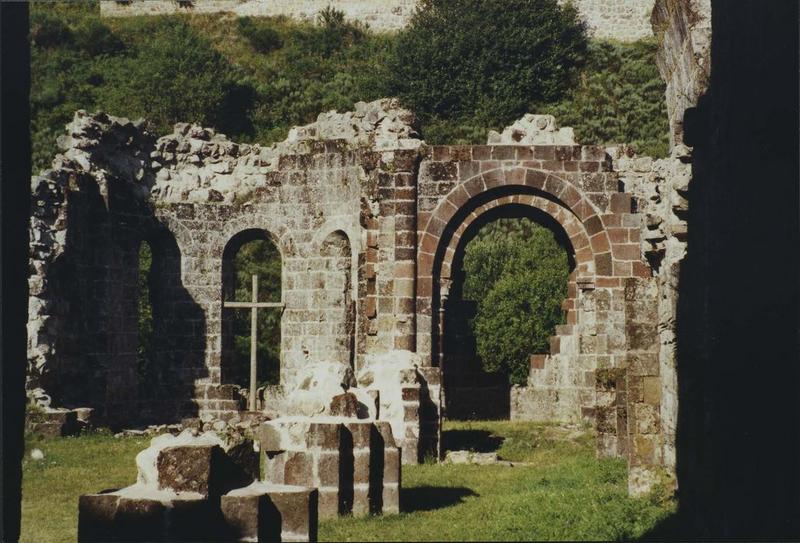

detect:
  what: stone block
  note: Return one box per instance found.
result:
[258,424,285,452]
[157,444,219,495]
[284,451,314,487]
[317,490,340,521]
[401,386,420,402]
[345,421,373,449]
[221,483,318,543]
[114,496,168,541]
[317,451,340,487]
[164,496,219,541]
[263,450,287,484]
[329,392,359,418]
[306,423,342,450]
[78,492,121,542]
[78,491,219,542]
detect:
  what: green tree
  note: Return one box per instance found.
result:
[462,219,569,385]
[389,0,587,132]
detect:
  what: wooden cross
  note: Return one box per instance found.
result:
[223,274,283,411]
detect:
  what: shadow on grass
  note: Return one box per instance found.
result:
[636,511,699,541]
[401,486,477,512]
[441,429,504,453]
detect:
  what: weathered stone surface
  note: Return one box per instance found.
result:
[487,114,576,145]
[444,451,500,465]
[651,0,712,147]
[99,0,656,41]
[221,482,318,543]
[157,444,219,495]
[258,418,401,519]
[31,85,682,497]
[329,392,360,418]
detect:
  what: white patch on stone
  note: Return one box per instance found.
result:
[135,430,223,489]
[358,350,420,440]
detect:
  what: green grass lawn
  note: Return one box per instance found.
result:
[20,421,674,542]
[21,431,150,543]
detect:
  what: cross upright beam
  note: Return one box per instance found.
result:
[223,274,283,411]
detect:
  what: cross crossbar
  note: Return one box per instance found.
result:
[223,274,282,411]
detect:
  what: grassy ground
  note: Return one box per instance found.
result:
[20,421,674,542]
[20,431,149,543]
[321,421,675,541]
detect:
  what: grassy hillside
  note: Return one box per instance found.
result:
[30,1,669,174]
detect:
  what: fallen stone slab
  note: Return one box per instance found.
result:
[443,450,529,467]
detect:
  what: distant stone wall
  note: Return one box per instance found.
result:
[100,0,418,32]
[100,0,655,41]
[28,101,677,477]
[560,0,655,41]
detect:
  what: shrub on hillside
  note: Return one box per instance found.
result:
[97,20,253,136]
[390,0,587,126]
[547,39,670,157]
[463,219,569,385]
[30,11,74,48]
[309,6,367,57]
[73,18,124,56]
[237,17,284,53]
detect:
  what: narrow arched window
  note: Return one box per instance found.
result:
[221,229,282,409]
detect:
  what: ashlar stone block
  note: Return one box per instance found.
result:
[221,483,318,543]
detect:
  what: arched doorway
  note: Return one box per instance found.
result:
[440,203,576,419]
[221,229,283,400]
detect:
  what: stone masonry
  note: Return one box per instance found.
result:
[27,91,693,493]
[78,430,319,542]
[100,0,656,42]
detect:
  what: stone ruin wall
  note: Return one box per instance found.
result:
[27,0,714,500]
[27,100,685,487]
[564,0,656,41]
[618,0,710,493]
[29,0,715,483]
[100,0,656,41]
[28,99,442,462]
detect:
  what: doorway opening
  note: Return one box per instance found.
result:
[442,206,573,420]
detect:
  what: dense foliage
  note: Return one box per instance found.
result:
[547,39,670,157]
[29,1,393,172]
[389,0,587,136]
[30,1,669,173]
[462,219,569,385]
[96,19,252,137]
